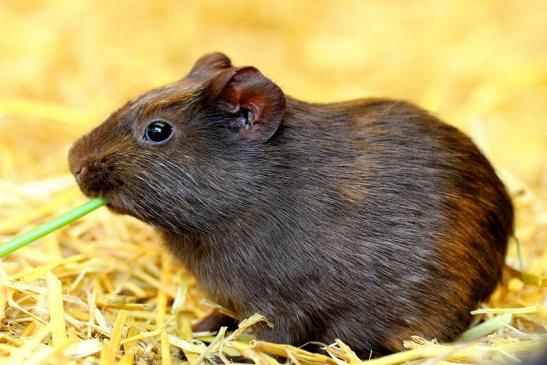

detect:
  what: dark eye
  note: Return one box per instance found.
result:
[144,120,173,143]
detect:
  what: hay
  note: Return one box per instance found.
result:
[0,1,546,364]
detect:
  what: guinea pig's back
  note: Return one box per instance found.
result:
[370,100,511,341]
[365,100,513,299]
[297,99,514,351]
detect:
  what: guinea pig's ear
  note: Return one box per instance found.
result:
[207,66,286,142]
[188,52,232,77]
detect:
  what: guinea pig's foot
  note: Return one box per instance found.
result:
[192,310,238,333]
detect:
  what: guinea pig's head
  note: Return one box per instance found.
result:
[68,52,286,233]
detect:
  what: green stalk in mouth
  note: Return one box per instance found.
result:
[0,197,107,257]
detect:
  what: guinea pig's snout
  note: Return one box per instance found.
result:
[70,156,116,197]
[73,163,87,184]
[69,156,90,182]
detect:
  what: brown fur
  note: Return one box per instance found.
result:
[68,52,513,356]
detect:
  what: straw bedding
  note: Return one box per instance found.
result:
[0,1,545,363]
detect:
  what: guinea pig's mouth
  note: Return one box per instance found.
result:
[68,155,147,221]
[106,202,129,215]
[100,193,149,223]
[72,168,135,217]
[102,194,132,216]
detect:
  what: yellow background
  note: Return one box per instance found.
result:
[0,0,545,187]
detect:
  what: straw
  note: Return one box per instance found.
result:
[0,197,107,257]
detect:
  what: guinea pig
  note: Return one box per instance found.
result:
[68,52,514,355]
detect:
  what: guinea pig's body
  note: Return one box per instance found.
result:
[69,53,513,355]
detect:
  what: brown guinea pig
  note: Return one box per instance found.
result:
[68,52,513,355]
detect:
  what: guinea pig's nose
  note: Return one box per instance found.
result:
[70,156,88,180]
[71,157,112,196]
[72,157,99,185]
[74,164,88,184]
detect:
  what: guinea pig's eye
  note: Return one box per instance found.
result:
[144,120,173,143]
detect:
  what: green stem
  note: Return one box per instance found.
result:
[458,313,512,342]
[0,197,107,257]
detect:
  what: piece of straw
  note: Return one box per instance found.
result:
[459,313,513,342]
[0,197,107,257]
[46,271,67,347]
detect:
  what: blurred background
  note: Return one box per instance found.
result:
[0,0,546,188]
